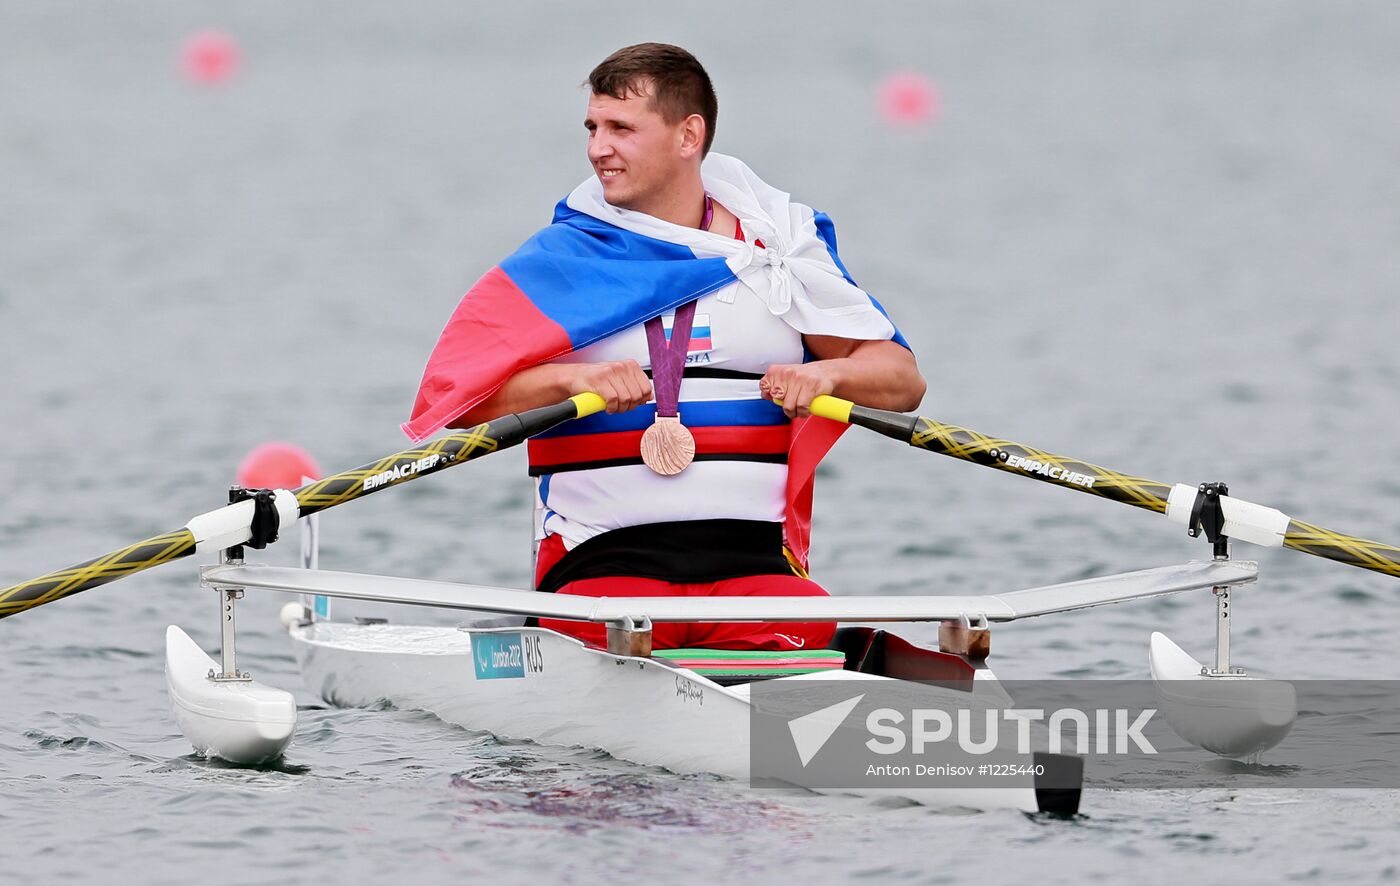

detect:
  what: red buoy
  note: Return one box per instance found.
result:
[876,73,940,127]
[236,442,321,489]
[182,31,240,85]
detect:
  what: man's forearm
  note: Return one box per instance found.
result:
[448,359,655,428]
[760,338,926,417]
[824,350,926,413]
[447,363,577,428]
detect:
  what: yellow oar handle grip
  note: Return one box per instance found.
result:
[574,390,849,423]
[767,394,855,423]
[809,395,854,424]
[570,392,608,418]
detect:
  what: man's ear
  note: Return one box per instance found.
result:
[678,114,706,158]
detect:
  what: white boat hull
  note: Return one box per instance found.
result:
[290,621,1074,814]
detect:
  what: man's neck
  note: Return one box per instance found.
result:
[628,176,708,229]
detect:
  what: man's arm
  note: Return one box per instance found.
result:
[758,336,926,418]
[447,335,922,428]
[448,360,654,428]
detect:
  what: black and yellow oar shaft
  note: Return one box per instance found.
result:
[810,395,1400,580]
[808,396,1175,512]
[0,530,197,619]
[291,393,604,516]
[1281,520,1400,578]
[0,393,606,620]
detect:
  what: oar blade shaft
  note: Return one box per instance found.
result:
[0,530,196,619]
[837,400,1175,514]
[1285,520,1400,578]
[819,396,1400,582]
[908,415,1175,514]
[291,396,599,517]
[0,393,606,619]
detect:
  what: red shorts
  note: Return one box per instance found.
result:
[534,534,835,652]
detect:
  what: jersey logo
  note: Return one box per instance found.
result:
[663,312,712,354]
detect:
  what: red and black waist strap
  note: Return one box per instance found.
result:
[534,519,794,594]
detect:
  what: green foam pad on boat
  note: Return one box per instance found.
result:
[653,648,845,676]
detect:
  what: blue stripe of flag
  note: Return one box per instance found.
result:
[501,205,739,352]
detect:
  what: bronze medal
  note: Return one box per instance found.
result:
[640,416,696,475]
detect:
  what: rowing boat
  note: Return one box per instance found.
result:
[7,393,1398,815]
[287,621,1055,813]
[170,547,1258,816]
[186,556,1256,815]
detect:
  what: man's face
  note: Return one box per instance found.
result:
[585,85,691,212]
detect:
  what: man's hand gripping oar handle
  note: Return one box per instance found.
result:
[0,393,607,619]
[808,394,1400,580]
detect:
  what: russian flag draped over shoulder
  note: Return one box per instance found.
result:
[404,156,910,566]
[400,215,735,443]
[403,153,908,443]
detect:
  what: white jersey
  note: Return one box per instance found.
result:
[527,274,803,549]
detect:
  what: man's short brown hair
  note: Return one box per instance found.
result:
[587,43,718,156]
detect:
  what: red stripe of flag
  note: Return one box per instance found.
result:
[528,424,790,469]
[403,267,573,441]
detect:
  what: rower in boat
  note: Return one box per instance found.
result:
[404,43,925,650]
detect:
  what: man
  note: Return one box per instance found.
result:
[405,43,924,651]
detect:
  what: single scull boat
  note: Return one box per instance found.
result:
[6,393,1399,815]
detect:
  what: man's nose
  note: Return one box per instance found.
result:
[588,135,613,161]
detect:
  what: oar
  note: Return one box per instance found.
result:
[0,393,606,619]
[807,395,1400,579]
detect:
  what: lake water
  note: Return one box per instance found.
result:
[3,2,1399,883]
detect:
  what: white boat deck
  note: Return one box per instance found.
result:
[204,558,1257,624]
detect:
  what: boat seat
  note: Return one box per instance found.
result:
[831,626,976,690]
[652,648,846,686]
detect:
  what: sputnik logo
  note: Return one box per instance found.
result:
[787,694,864,767]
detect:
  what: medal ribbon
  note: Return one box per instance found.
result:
[643,194,711,419]
[644,302,696,418]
